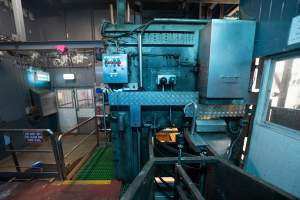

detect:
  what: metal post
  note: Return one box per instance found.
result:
[117,0,126,24]
[95,117,99,147]
[50,132,65,180]
[138,33,143,88]
[8,143,21,172]
[102,94,108,143]
[191,102,198,135]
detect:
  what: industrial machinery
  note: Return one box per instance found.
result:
[100,10,256,182]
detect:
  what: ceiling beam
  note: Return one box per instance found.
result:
[188,0,239,4]
[135,0,239,4]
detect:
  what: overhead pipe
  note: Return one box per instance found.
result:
[126,2,131,22]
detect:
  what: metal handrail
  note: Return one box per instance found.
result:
[175,164,205,200]
[63,129,96,159]
[0,114,109,180]
[0,129,64,180]
[57,115,109,177]
[60,117,96,137]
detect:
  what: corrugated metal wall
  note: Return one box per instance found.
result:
[241,0,300,57]
[27,8,110,41]
[0,3,110,41]
[0,4,16,39]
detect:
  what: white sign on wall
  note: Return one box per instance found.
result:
[24,131,44,143]
[288,15,300,45]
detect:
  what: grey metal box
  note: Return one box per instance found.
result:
[199,19,256,98]
[31,89,57,117]
[103,54,128,83]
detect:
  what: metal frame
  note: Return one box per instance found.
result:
[121,155,297,200]
[0,40,104,51]
[0,129,64,180]
[121,156,216,200]
[109,91,199,127]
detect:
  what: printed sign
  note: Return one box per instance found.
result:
[288,15,300,45]
[24,131,44,143]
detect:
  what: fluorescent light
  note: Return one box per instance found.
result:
[63,73,75,80]
[35,71,50,82]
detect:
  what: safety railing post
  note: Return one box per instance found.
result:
[49,130,65,180]
[95,116,99,147]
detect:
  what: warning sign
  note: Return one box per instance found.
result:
[24,132,44,143]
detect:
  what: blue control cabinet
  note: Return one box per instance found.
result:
[103,54,128,83]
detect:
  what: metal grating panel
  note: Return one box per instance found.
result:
[75,147,114,180]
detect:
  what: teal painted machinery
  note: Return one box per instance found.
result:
[100,3,256,182]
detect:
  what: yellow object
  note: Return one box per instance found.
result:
[63,180,112,185]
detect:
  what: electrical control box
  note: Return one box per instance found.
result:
[103,54,128,83]
[198,19,256,99]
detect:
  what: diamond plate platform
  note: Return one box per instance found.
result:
[109,91,199,127]
[184,104,246,118]
[108,91,199,106]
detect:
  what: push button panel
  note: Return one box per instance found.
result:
[103,54,128,83]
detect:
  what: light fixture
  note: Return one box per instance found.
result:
[35,71,50,82]
[63,73,75,80]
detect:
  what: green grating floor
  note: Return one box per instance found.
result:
[75,146,114,180]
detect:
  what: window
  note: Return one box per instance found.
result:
[57,90,74,108]
[76,89,94,108]
[266,57,300,131]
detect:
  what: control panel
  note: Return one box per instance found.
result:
[103,54,128,83]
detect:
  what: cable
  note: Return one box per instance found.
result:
[227,128,243,159]
[100,20,154,39]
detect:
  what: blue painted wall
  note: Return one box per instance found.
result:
[241,0,300,57]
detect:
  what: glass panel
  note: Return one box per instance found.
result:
[266,57,300,131]
[57,89,74,108]
[77,89,94,108]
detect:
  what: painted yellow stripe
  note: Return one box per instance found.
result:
[63,180,112,185]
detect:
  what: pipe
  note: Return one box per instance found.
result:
[191,102,198,135]
[152,18,208,24]
[110,3,115,24]
[138,33,143,88]
[126,2,131,22]
[176,164,205,200]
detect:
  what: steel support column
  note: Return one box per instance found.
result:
[11,0,26,41]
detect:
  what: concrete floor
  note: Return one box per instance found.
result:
[0,180,121,200]
[0,134,97,172]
